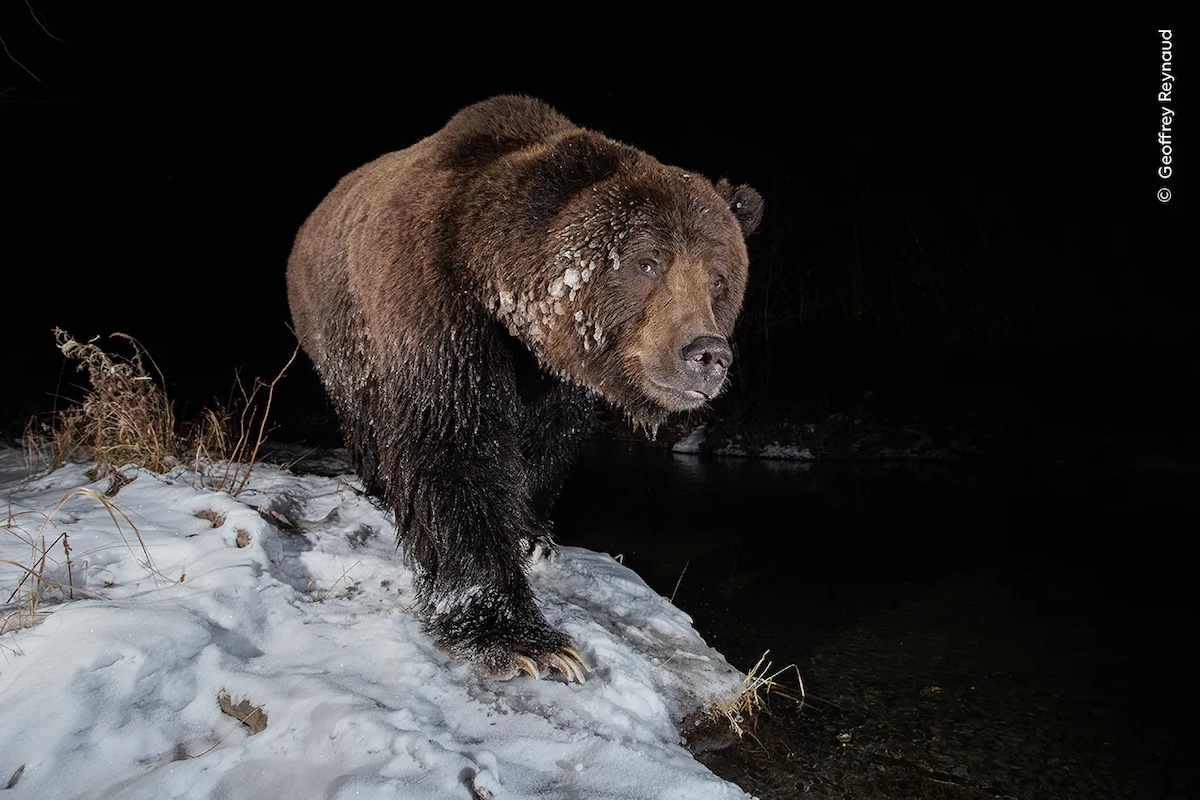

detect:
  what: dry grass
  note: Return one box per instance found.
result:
[709,650,806,739]
[190,344,298,496]
[1,486,164,634]
[183,407,235,467]
[1,330,301,674]
[23,329,297,499]
[0,525,68,634]
[27,330,178,476]
[4,331,298,631]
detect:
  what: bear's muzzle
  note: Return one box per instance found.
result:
[680,334,733,398]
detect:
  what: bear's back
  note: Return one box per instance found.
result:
[432,95,580,171]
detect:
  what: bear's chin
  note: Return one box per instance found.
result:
[643,380,720,413]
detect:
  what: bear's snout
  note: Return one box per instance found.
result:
[639,332,733,408]
[681,334,733,395]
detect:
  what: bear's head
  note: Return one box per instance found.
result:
[483,131,762,427]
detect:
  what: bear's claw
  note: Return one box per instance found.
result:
[514,655,540,680]
[522,534,557,565]
[507,647,590,683]
[551,647,591,684]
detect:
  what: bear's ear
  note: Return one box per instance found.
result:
[715,178,764,237]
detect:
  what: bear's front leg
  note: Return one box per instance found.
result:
[383,345,589,683]
[405,450,589,682]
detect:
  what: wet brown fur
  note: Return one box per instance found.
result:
[286,95,761,679]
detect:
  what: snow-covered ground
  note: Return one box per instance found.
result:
[0,446,753,799]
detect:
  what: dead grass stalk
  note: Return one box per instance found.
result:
[710,650,806,739]
[208,345,298,496]
[1,487,164,634]
[26,330,177,475]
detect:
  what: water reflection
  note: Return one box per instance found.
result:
[553,440,1196,798]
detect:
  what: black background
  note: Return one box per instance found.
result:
[2,14,1188,453]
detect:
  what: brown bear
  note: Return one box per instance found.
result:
[286,95,762,682]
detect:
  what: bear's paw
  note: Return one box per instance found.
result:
[468,627,590,684]
[433,604,591,684]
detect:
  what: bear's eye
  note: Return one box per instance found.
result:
[639,259,658,276]
[711,276,725,294]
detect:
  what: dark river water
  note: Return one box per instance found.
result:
[553,442,1197,800]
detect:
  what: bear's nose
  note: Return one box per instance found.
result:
[681,334,733,372]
